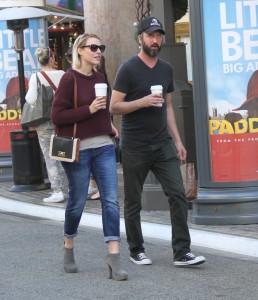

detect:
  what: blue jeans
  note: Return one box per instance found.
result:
[62,144,120,242]
[121,139,191,260]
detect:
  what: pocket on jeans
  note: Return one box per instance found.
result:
[162,140,178,161]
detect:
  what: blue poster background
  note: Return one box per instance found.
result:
[0,18,47,153]
[203,0,258,116]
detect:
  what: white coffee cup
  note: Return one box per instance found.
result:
[95,83,108,97]
[150,85,163,107]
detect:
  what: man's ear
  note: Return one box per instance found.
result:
[138,34,142,46]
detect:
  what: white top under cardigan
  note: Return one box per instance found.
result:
[25,70,65,105]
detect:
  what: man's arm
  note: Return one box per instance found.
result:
[110,90,164,115]
[166,92,187,160]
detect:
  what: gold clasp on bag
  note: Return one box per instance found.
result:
[58,151,66,157]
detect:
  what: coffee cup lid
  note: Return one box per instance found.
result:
[95,83,107,88]
[151,85,163,89]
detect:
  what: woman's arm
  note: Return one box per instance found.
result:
[25,73,38,105]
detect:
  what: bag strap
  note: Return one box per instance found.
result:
[72,73,78,138]
[36,73,41,87]
[55,73,78,138]
[40,71,57,91]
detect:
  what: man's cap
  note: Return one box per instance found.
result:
[137,17,165,35]
[233,70,258,111]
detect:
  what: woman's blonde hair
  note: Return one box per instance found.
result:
[72,33,100,69]
[36,47,53,66]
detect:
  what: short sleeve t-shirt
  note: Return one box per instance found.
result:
[113,56,174,148]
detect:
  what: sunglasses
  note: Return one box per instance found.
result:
[80,44,106,53]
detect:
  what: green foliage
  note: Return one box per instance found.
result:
[134,27,140,46]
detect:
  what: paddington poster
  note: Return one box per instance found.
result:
[0,18,45,153]
[203,0,258,182]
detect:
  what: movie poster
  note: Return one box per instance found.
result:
[203,0,258,182]
[0,18,46,153]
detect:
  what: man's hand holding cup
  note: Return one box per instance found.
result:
[150,85,164,107]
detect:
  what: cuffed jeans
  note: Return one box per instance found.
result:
[121,139,191,260]
[62,144,120,242]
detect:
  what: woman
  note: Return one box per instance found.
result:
[65,44,99,199]
[25,47,65,203]
[51,33,128,281]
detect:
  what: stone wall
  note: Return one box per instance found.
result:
[83,0,139,86]
[83,0,139,132]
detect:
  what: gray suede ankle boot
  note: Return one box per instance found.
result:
[106,254,128,281]
[63,246,77,273]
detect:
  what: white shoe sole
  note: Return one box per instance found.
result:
[129,257,152,265]
[43,198,65,203]
[174,256,206,266]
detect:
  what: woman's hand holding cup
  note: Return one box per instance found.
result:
[96,96,107,109]
[90,96,106,113]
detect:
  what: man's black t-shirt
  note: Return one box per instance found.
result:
[113,55,174,148]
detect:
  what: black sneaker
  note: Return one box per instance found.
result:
[130,253,152,265]
[174,252,206,266]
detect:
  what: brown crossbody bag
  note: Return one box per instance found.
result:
[49,74,80,163]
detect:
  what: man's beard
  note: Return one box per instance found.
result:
[141,42,161,58]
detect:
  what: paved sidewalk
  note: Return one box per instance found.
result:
[1,164,258,258]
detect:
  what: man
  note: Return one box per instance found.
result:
[110,17,206,267]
